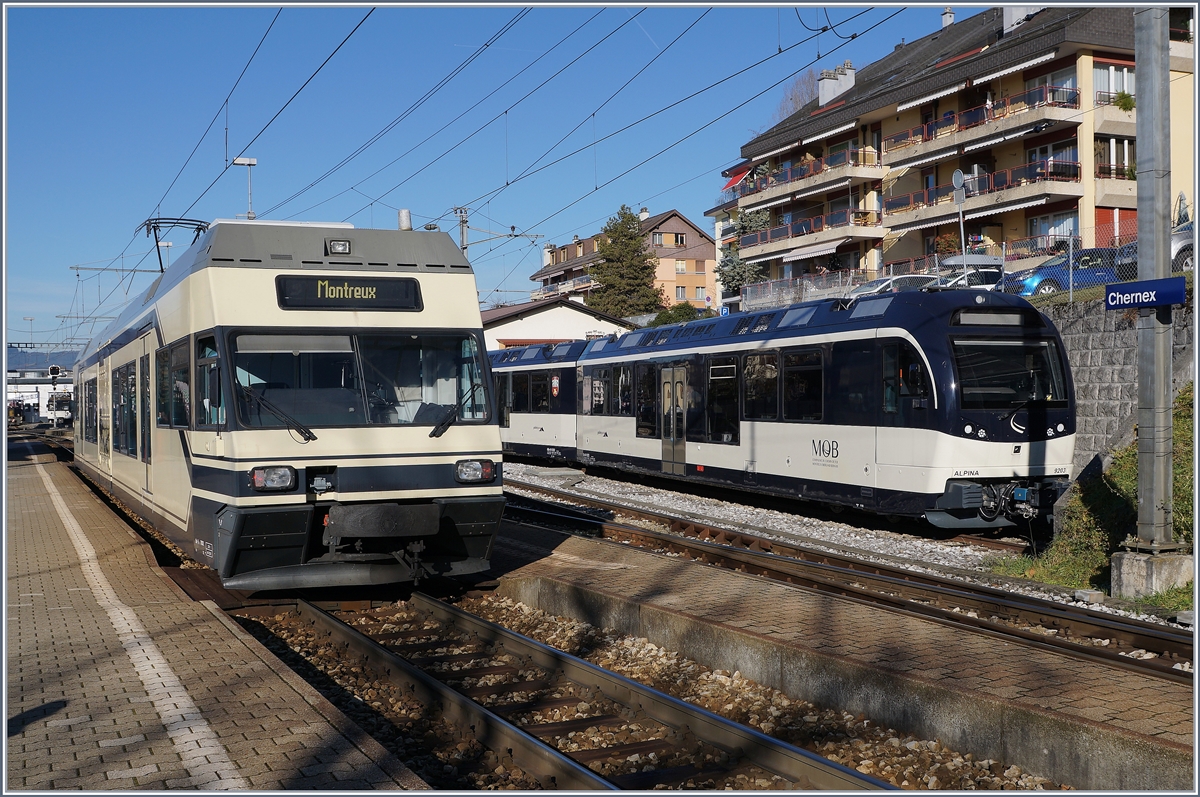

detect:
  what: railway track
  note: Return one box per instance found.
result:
[502,482,1194,684]
[238,595,891,790]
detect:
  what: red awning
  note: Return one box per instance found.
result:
[722,167,751,190]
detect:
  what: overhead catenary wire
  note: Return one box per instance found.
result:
[475,9,902,292]
[414,8,874,231]
[177,7,376,220]
[261,8,533,218]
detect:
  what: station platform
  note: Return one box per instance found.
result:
[5,439,426,790]
[488,524,1195,791]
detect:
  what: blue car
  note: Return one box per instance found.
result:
[997,248,1119,296]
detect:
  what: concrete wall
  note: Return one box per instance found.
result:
[1042,295,1193,480]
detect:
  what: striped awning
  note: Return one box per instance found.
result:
[781,237,851,262]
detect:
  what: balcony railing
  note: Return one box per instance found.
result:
[530,274,594,300]
[882,84,1081,154]
[881,246,998,276]
[1096,162,1136,180]
[883,159,1081,215]
[1095,90,1135,107]
[730,147,881,203]
[739,209,879,249]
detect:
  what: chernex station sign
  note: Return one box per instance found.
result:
[1104,276,1187,311]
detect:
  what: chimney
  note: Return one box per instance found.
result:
[942,7,954,28]
[543,242,555,267]
[818,61,855,106]
[398,209,412,231]
[639,207,649,221]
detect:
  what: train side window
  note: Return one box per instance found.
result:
[635,363,657,437]
[155,348,171,427]
[827,341,876,426]
[195,334,224,429]
[615,366,633,416]
[511,372,530,413]
[591,367,610,416]
[706,356,739,444]
[743,353,778,421]
[139,354,151,462]
[899,342,928,398]
[169,341,191,428]
[882,344,900,414]
[783,349,822,421]
[531,371,550,413]
[112,361,137,457]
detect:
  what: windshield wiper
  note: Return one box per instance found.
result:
[239,384,318,442]
[429,382,483,439]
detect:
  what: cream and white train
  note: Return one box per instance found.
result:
[74,219,503,590]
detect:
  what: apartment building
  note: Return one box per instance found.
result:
[530,208,719,310]
[706,6,1194,292]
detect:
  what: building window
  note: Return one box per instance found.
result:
[676,259,686,273]
[1094,64,1135,98]
[695,286,704,301]
[1026,66,1076,91]
[1094,137,1136,178]
[1028,211,1079,241]
[1027,139,1078,165]
[672,233,686,247]
[676,286,687,301]
[652,232,664,247]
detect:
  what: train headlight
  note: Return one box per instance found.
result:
[963,424,974,435]
[327,239,352,255]
[976,428,987,439]
[1056,423,1065,433]
[250,466,297,491]
[455,459,496,483]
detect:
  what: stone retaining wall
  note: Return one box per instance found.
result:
[1043,298,1193,479]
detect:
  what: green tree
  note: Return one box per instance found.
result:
[714,248,767,295]
[587,205,665,317]
[648,302,713,327]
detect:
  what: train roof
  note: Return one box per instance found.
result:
[75,219,471,365]
[488,339,589,368]
[490,290,1048,367]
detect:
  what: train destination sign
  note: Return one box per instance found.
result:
[1104,276,1186,311]
[276,275,422,310]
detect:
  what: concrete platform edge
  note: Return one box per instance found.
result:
[202,601,430,790]
[497,574,1193,791]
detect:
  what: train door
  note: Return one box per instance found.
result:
[192,333,225,459]
[877,339,932,467]
[140,335,154,498]
[97,360,111,474]
[660,365,686,474]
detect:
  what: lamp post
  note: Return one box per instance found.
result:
[233,157,257,219]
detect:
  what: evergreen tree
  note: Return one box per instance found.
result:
[714,248,767,295]
[648,302,710,327]
[587,205,665,317]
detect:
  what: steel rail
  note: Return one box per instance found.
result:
[502,489,1193,684]
[292,599,617,790]
[409,593,892,791]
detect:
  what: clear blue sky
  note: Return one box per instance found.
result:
[4,4,978,350]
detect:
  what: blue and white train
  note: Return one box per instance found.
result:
[490,290,1076,529]
[74,219,503,590]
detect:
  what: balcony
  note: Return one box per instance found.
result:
[882,159,1083,230]
[738,209,883,260]
[1094,100,1136,138]
[530,274,594,300]
[1095,163,1138,209]
[741,271,869,311]
[734,147,883,208]
[882,85,1081,168]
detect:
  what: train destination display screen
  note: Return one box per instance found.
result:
[276,275,422,310]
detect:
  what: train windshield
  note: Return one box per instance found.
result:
[952,339,1068,410]
[231,332,488,428]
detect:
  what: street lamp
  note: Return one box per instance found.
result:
[23,317,33,345]
[233,157,257,220]
[157,241,174,269]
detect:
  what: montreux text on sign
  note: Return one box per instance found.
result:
[1104,276,1187,311]
[276,275,423,310]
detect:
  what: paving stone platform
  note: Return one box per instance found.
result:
[5,439,427,791]
[488,523,1195,791]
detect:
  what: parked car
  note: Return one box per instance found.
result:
[996,248,1119,296]
[938,268,1003,290]
[1113,221,1195,279]
[849,274,940,297]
